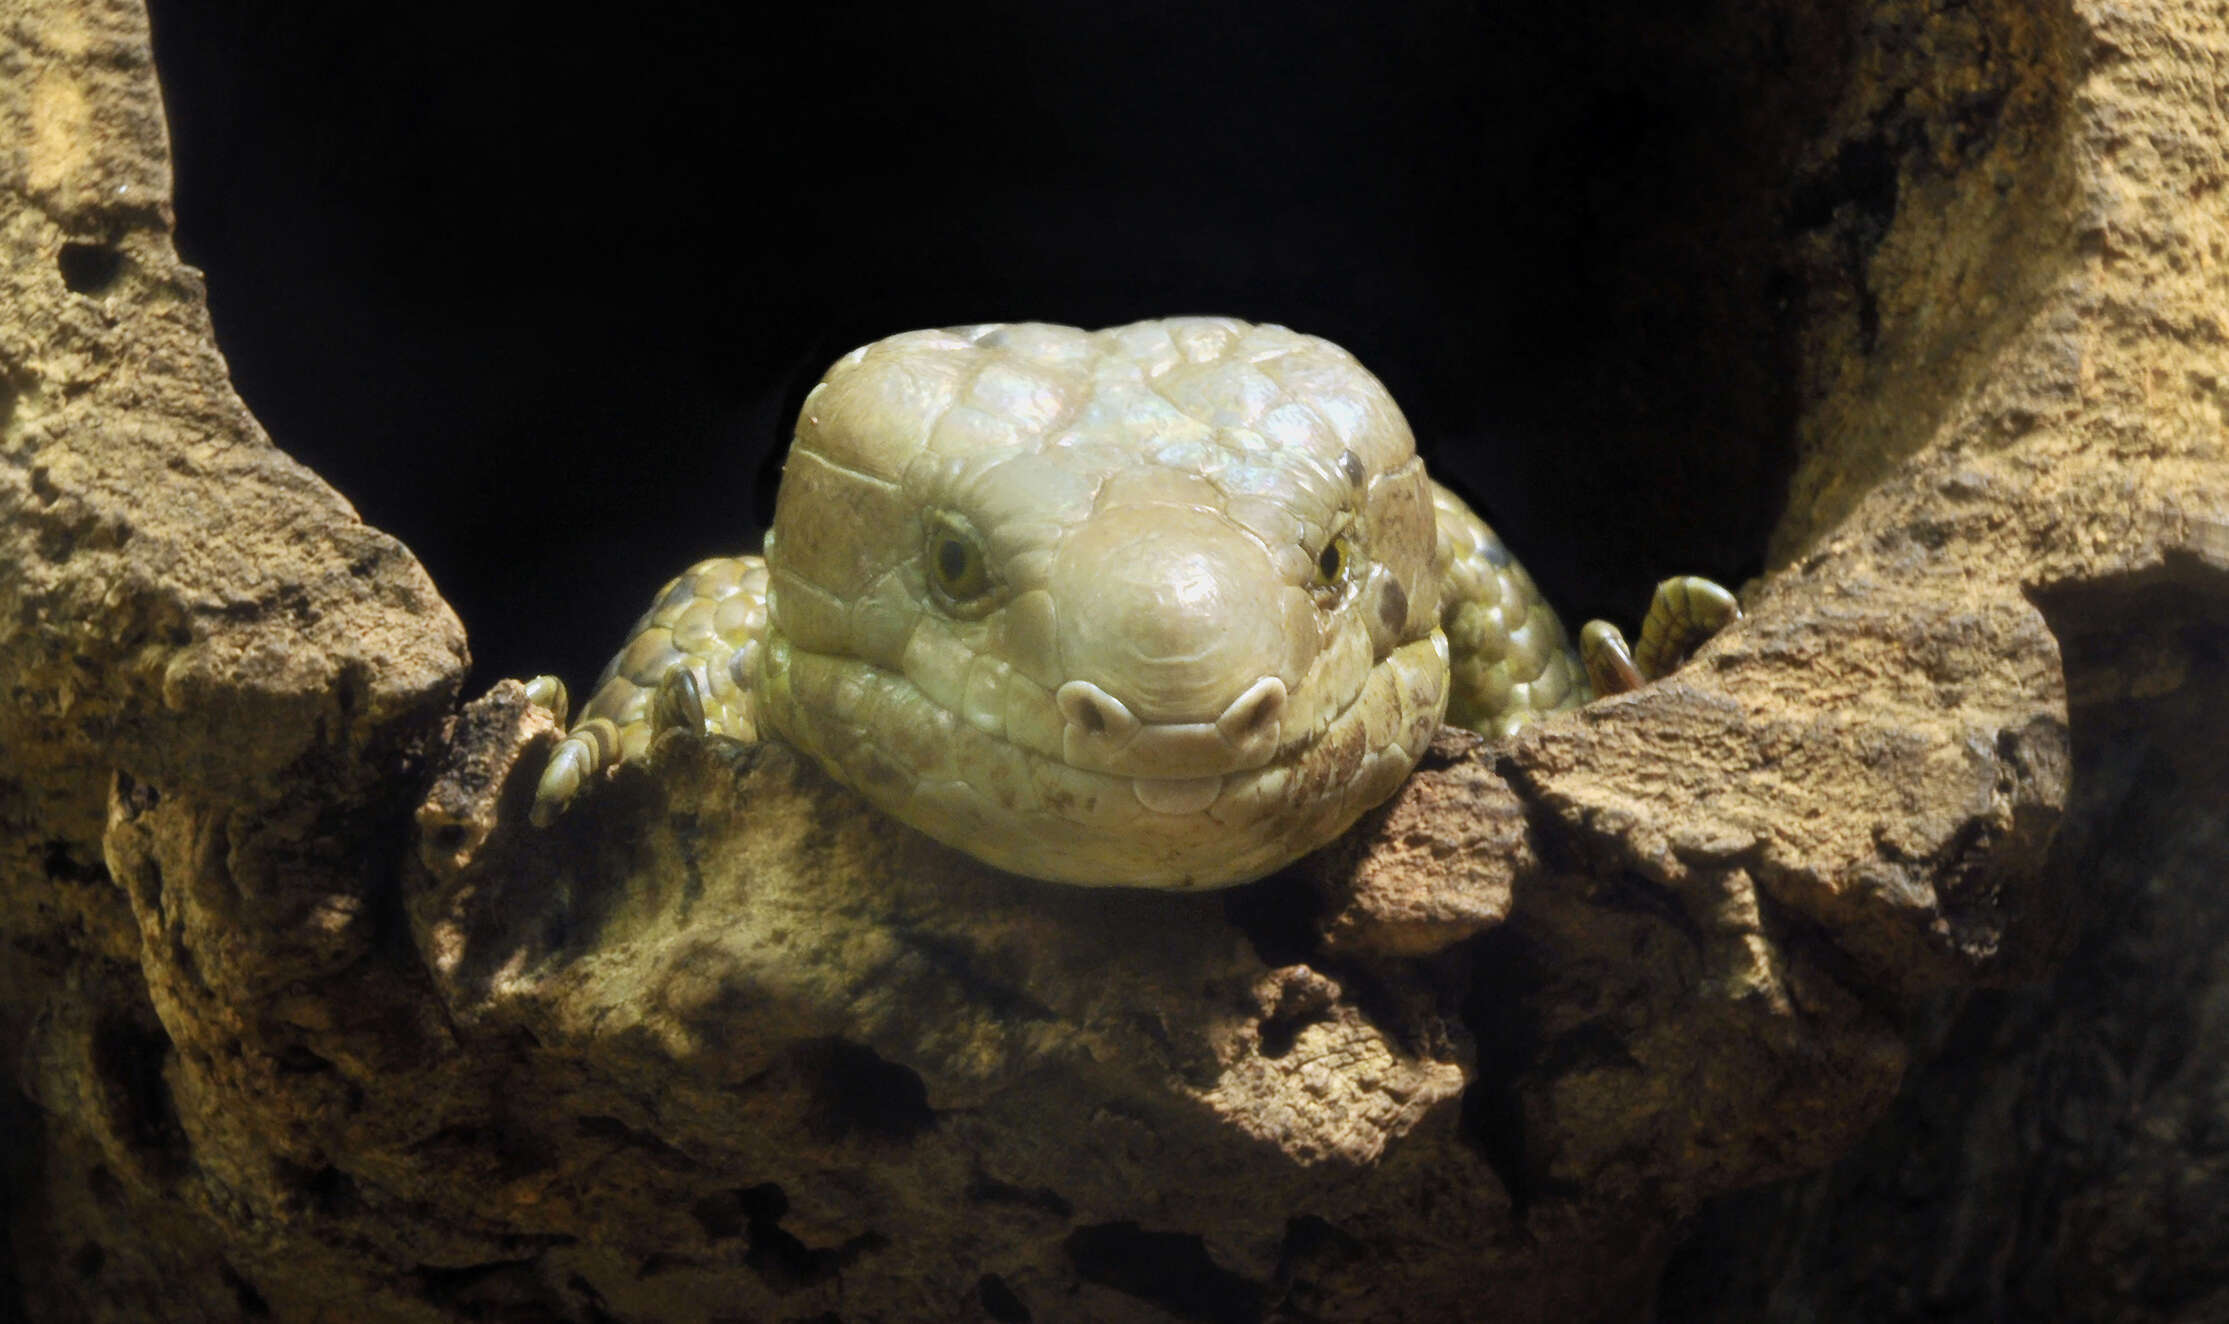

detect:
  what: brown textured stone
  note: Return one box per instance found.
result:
[3,1,2224,1322]
[1301,728,1528,959]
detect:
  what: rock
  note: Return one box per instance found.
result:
[2,0,2222,1321]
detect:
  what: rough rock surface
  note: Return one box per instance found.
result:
[0,3,2222,1324]
[1662,605,2229,1321]
[1661,1,2229,1313]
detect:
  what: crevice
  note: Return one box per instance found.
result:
[217,1263,270,1318]
[1747,870,1896,1022]
[88,1009,188,1184]
[565,1272,619,1324]
[635,1252,704,1279]
[739,1183,885,1294]
[57,241,125,295]
[977,1273,1030,1322]
[40,838,108,885]
[888,928,1057,1024]
[1255,1007,1317,1060]
[1787,131,1902,240]
[1459,925,1542,1218]
[575,1114,698,1170]
[1221,873,1326,970]
[273,1043,333,1075]
[1589,870,1709,952]
[1272,1214,1367,1312]
[1,1085,49,1323]
[690,1189,749,1241]
[798,1039,934,1142]
[1064,1221,1264,1324]
[965,1174,1072,1220]
[406,1120,554,1184]
[415,1259,562,1315]
[277,1161,362,1219]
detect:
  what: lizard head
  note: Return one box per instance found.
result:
[760,318,1448,888]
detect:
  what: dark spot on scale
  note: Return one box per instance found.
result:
[1480,536,1513,568]
[1377,577,1409,633]
[856,749,911,791]
[1338,449,1366,487]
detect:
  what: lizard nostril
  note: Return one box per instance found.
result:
[1057,680,1139,741]
[1216,677,1286,741]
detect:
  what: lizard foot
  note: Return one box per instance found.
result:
[1580,576,1742,697]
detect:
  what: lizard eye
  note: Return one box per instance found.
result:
[925,515,995,609]
[1312,531,1356,593]
[1316,539,1345,583]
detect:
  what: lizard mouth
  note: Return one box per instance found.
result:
[1129,775,1225,816]
[760,630,1448,890]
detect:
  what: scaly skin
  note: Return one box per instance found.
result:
[529,318,1737,889]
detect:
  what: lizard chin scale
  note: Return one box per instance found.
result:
[1132,776,1225,816]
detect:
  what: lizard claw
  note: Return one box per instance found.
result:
[651,666,709,739]
[1580,620,1646,696]
[1634,576,1742,679]
[522,673,571,725]
[1579,576,1742,697]
[531,718,621,827]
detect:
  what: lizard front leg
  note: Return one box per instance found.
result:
[1431,483,1740,734]
[1578,576,1743,696]
[527,555,770,825]
[1431,483,1591,739]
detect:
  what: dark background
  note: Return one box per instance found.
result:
[141,1,1793,697]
